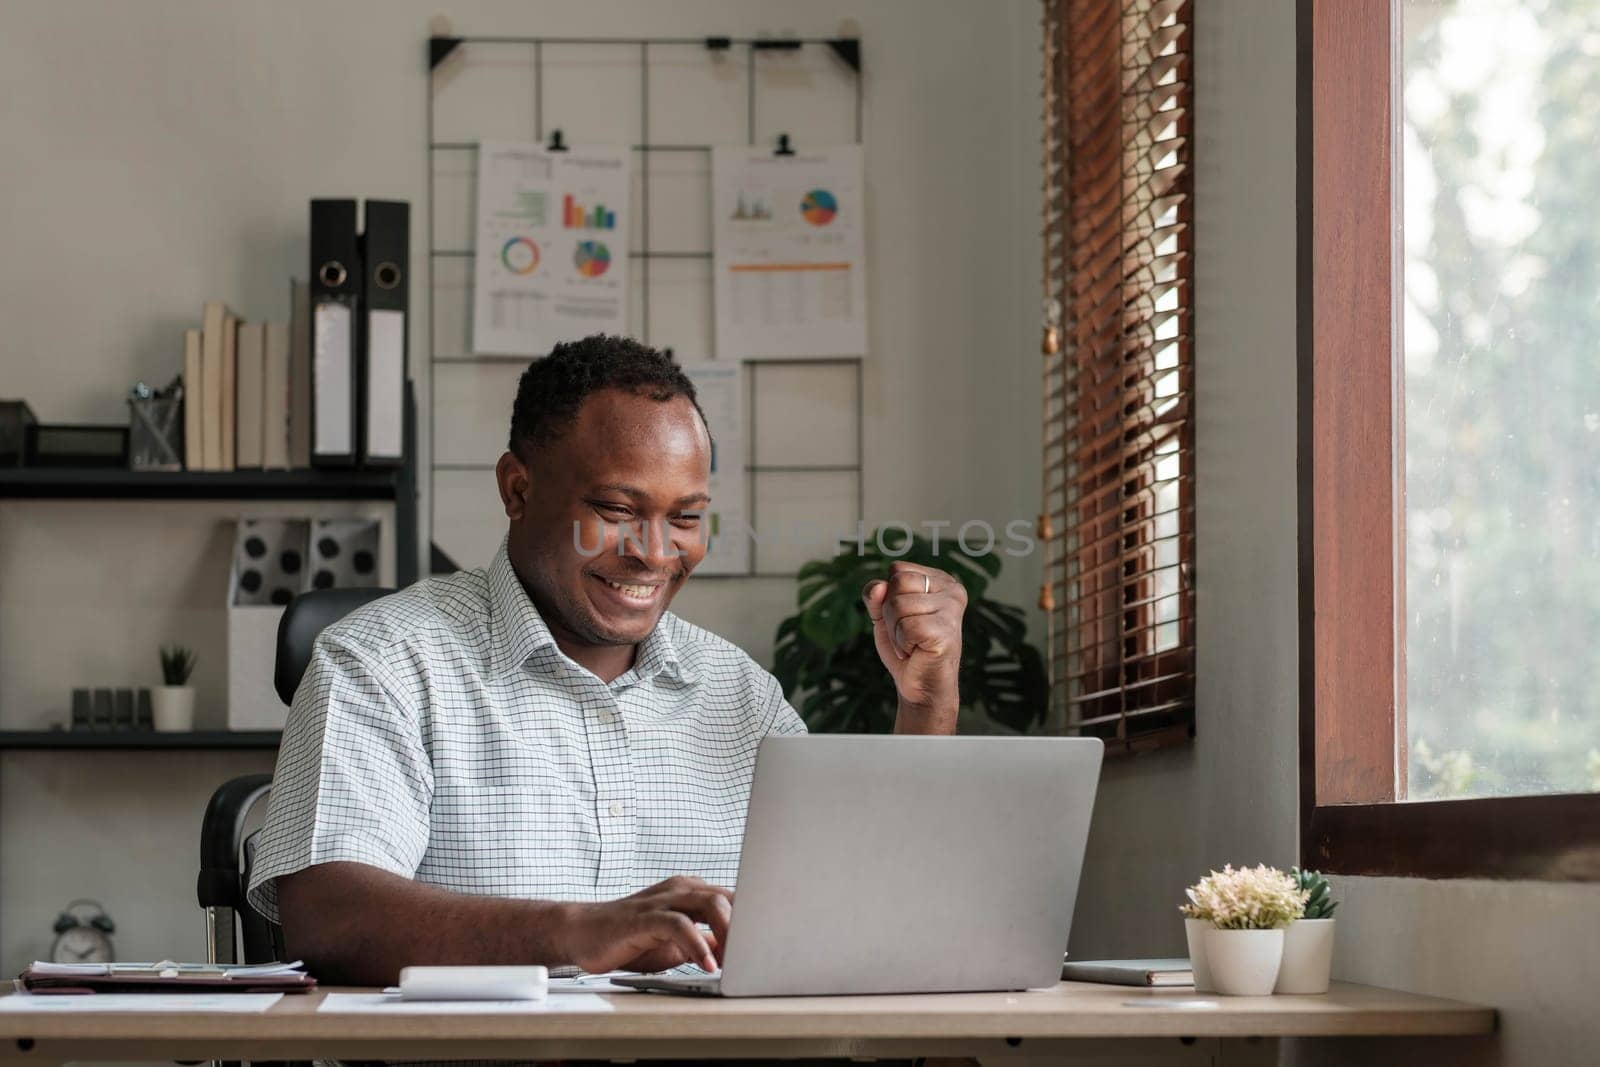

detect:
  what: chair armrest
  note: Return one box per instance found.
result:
[197,773,273,909]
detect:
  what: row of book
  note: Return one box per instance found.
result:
[181,296,303,470]
[180,198,410,471]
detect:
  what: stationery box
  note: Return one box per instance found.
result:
[307,518,383,590]
[227,520,309,731]
[226,518,383,729]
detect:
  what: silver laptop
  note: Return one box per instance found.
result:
[614,734,1103,997]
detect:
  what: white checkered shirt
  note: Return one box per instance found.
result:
[247,542,806,922]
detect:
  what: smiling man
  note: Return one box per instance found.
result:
[247,335,964,985]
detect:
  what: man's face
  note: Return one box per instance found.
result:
[499,388,711,648]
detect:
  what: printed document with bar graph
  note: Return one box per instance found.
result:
[712,145,867,359]
[473,142,631,356]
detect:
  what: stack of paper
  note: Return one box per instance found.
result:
[27,959,306,979]
[18,958,314,995]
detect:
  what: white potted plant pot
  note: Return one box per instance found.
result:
[1202,928,1284,996]
[151,686,196,732]
[1184,918,1217,993]
[1275,918,1335,994]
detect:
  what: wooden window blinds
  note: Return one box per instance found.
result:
[1039,0,1194,754]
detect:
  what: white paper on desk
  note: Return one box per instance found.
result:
[0,993,283,1014]
[25,962,107,976]
[548,976,637,993]
[319,992,614,1014]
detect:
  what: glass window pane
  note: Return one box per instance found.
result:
[1401,0,1600,799]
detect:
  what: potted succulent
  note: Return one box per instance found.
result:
[1180,864,1308,996]
[152,645,197,732]
[1276,867,1338,994]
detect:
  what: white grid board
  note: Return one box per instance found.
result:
[426,37,865,576]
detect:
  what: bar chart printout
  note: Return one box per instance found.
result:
[473,142,632,356]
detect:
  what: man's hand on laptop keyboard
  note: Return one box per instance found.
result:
[559,875,732,975]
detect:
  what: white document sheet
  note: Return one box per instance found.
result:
[0,992,284,1014]
[318,992,614,1014]
[472,142,632,356]
[547,975,638,993]
[712,145,868,359]
[676,361,749,575]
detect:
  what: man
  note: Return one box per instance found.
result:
[247,335,965,985]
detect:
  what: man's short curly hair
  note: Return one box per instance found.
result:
[507,335,707,458]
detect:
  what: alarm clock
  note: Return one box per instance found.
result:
[50,899,115,964]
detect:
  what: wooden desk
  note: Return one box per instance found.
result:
[0,981,1494,1065]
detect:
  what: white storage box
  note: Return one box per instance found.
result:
[227,520,309,731]
[226,518,383,730]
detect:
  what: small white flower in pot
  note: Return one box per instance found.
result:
[1276,867,1339,994]
[152,645,197,732]
[1180,865,1308,996]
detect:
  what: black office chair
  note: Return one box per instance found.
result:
[196,587,394,965]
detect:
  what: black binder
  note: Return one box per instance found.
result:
[309,198,360,467]
[360,200,408,466]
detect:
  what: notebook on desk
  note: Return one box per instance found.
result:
[1060,958,1194,988]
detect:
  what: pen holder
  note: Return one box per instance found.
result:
[128,394,183,471]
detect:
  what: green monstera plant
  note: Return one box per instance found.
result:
[772,529,1047,734]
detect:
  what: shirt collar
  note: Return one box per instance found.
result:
[628,616,696,687]
[487,540,696,685]
[487,542,557,679]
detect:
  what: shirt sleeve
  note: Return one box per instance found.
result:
[246,633,433,922]
[762,671,809,737]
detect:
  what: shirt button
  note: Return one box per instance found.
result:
[608,801,625,817]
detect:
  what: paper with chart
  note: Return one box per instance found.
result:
[473,142,631,355]
[712,146,867,359]
[678,361,748,575]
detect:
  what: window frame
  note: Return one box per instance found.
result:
[1298,0,1600,881]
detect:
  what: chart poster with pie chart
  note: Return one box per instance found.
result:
[472,141,631,356]
[711,145,867,360]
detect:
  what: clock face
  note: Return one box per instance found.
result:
[51,925,113,964]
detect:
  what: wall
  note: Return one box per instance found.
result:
[1067,0,1303,964]
[0,0,1044,974]
[1066,2,1600,1065]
